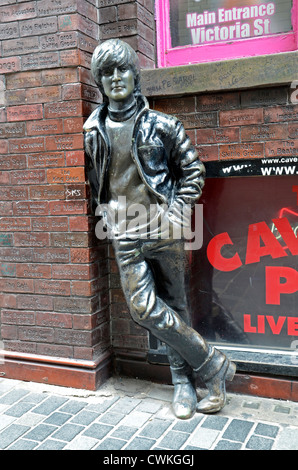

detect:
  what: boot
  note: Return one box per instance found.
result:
[195,348,236,414]
[170,365,197,419]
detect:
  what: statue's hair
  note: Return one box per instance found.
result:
[91,39,141,101]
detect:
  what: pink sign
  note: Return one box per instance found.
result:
[156,0,298,67]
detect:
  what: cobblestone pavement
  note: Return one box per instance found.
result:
[0,376,297,451]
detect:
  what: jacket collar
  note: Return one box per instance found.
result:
[83,95,149,133]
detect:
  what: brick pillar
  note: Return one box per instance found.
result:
[98,0,155,69]
[0,0,113,390]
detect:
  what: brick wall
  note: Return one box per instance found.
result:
[0,0,110,375]
[152,86,298,163]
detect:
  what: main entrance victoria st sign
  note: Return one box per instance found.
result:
[156,0,297,66]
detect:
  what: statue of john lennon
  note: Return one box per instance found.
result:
[83,39,236,419]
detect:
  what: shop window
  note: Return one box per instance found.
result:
[156,0,298,67]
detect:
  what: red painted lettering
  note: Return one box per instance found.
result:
[245,221,287,265]
[265,315,286,334]
[266,266,298,305]
[206,232,242,272]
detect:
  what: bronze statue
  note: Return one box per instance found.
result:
[84,39,236,419]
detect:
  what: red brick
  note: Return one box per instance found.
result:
[1,310,35,326]
[0,2,36,22]
[0,202,12,216]
[69,216,91,232]
[16,263,51,279]
[241,87,288,107]
[0,57,20,74]
[0,171,10,184]
[72,278,108,297]
[44,100,82,118]
[36,343,73,357]
[0,140,8,154]
[264,105,298,123]
[289,123,298,139]
[14,231,49,247]
[49,200,87,216]
[25,86,61,104]
[21,52,59,71]
[27,152,64,168]
[154,96,195,115]
[50,232,89,248]
[7,104,43,122]
[41,68,78,86]
[220,108,263,127]
[0,108,6,123]
[53,296,98,315]
[59,49,80,67]
[72,314,94,331]
[58,13,99,39]
[0,217,31,232]
[47,167,85,184]
[17,294,53,311]
[45,133,83,151]
[197,127,239,144]
[241,124,288,142]
[36,311,72,329]
[1,324,17,340]
[0,294,17,309]
[27,119,63,136]
[54,328,92,347]
[65,184,88,199]
[0,122,26,139]
[30,184,65,200]
[265,140,298,158]
[63,118,84,135]
[20,16,57,37]
[52,263,98,280]
[40,31,78,52]
[31,217,68,232]
[177,112,217,129]
[5,89,26,107]
[13,201,49,216]
[196,92,240,111]
[196,145,218,161]
[9,137,45,155]
[35,280,71,296]
[32,248,69,264]
[19,326,54,343]
[70,248,98,264]
[62,83,81,100]
[219,142,264,159]
[0,186,29,201]
[0,155,26,171]
[0,277,34,293]
[81,84,101,103]
[10,169,46,184]
[2,36,39,58]
[0,21,19,40]
[6,71,42,90]
[66,150,85,166]
[77,0,98,23]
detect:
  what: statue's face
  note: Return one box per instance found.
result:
[101,65,135,103]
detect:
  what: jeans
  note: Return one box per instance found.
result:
[112,236,215,373]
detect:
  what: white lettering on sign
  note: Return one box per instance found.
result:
[186,3,276,45]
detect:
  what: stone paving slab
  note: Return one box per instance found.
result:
[0,377,297,451]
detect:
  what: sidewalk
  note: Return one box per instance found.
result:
[0,376,297,451]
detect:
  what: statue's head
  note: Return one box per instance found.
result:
[91,39,141,103]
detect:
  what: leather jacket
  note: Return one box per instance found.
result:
[83,95,205,217]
